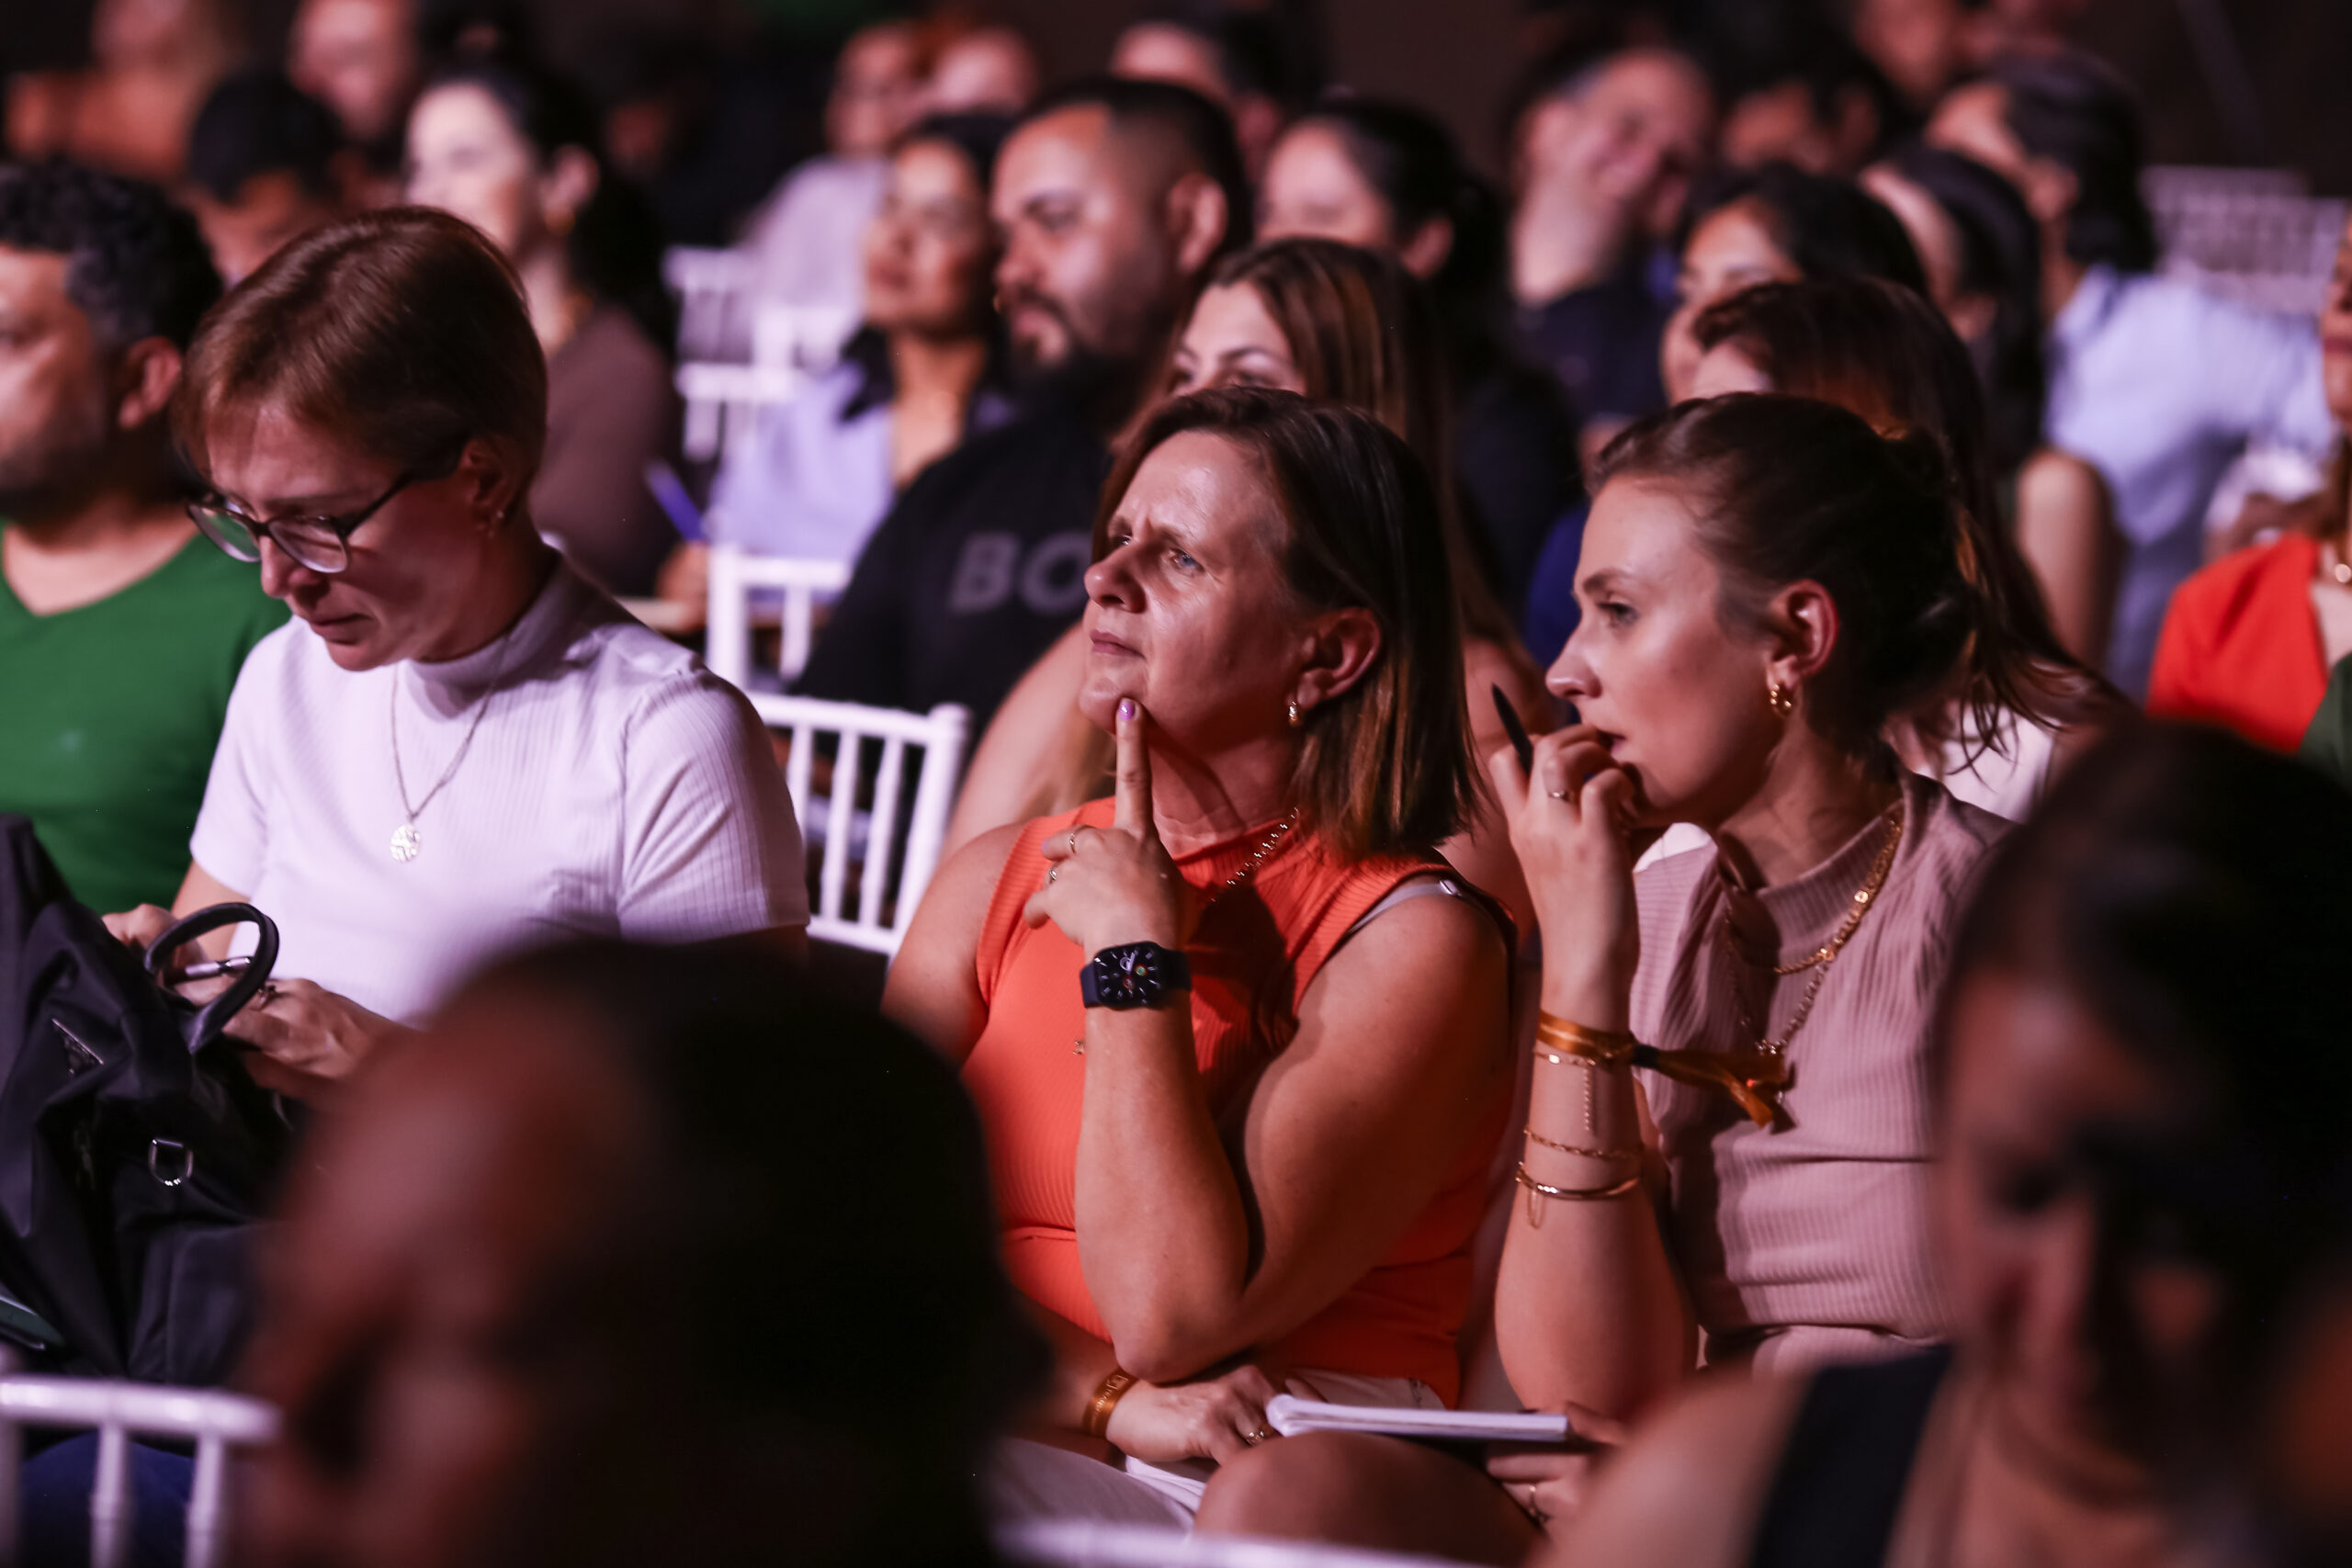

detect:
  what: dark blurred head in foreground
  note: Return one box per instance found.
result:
[242,939,1043,1568]
[1939,724,2352,1551]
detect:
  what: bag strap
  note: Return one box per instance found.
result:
[143,903,279,1054]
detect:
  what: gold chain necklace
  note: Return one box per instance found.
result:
[1724,797,1905,1058]
[1204,808,1301,908]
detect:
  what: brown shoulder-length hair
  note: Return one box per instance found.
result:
[1098,389,1475,862]
[173,207,547,499]
[1198,237,1530,661]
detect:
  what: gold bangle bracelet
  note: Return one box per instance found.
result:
[1514,1161,1643,1201]
[1534,1045,1633,1072]
[1522,1126,1641,1162]
[1083,1368,1139,1440]
[1534,1012,1637,1066]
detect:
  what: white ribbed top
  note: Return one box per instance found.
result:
[1629,771,2007,1374]
[192,561,807,1024]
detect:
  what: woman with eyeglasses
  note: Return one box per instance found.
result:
[101,208,809,1104]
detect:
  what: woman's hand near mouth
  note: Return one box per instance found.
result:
[1488,721,1644,1029]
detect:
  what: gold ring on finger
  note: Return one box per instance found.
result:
[1069,829,1080,855]
[1047,866,1058,883]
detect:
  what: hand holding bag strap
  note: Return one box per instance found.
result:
[142,903,280,1054]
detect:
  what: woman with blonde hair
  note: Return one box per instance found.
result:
[944,237,1551,933]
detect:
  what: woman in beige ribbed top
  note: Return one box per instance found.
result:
[1488,397,2015,1415]
[1492,390,2017,1416]
[1191,397,2023,1557]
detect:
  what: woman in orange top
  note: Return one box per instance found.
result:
[888,389,1514,1523]
[2148,210,2352,750]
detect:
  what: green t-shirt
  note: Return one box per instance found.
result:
[0,528,288,912]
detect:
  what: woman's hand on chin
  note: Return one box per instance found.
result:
[227,979,413,1104]
[1024,699,1193,956]
[1488,723,1643,1010]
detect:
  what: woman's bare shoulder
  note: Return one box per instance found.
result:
[2016,448,2111,515]
[1549,1371,1811,1568]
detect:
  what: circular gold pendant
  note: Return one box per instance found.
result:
[390,823,422,863]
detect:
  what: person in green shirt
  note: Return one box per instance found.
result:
[0,161,287,913]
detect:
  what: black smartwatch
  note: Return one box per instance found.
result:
[1080,942,1193,1010]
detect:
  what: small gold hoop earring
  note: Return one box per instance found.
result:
[1767,681,1795,717]
[1287,701,1304,728]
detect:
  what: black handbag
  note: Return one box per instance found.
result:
[0,815,297,1386]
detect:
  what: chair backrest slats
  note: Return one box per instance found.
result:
[89,1425,129,1568]
[703,547,853,689]
[745,694,970,957]
[819,728,863,921]
[862,738,908,921]
[0,1363,277,1568]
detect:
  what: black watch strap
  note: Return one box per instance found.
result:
[1080,942,1193,1009]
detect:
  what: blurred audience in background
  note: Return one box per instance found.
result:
[2150,210,2352,750]
[243,938,1045,1568]
[1108,1,1324,178]
[1259,98,1578,601]
[1710,0,1911,177]
[794,77,1245,730]
[1508,43,1714,466]
[922,18,1044,117]
[686,112,1017,601]
[405,56,682,597]
[287,0,421,205]
[0,160,280,915]
[1930,51,2332,696]
[183,69,349,285]
[1852,0,1982,109]
[5,0,248,185]
[1522,157,1926,665]
[743,18,923,326]
[1864,141,2120,666]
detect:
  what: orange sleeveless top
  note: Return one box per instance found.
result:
[964,799,1508,1405]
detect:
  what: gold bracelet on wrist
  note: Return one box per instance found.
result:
[1522,1125,1641,1162]
[1083,1367,1139,1440]
[1514,1161,1642,1225]
[1533,1012,1637,1067]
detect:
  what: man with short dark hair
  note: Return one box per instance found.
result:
[797,77,1246,729]
[0,161,286,913]
[184,69,348,284]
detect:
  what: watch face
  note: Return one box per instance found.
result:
[1097,945,1167,1006]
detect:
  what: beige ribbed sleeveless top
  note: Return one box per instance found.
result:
[1629,771,2007,1375]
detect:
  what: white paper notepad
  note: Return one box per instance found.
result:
[1263,1395,1574,1444]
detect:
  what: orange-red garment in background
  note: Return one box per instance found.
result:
[2149,531,2331,751]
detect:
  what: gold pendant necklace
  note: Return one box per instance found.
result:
[1724,797,1905,1061]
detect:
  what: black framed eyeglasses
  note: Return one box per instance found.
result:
[187,469,423,575]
